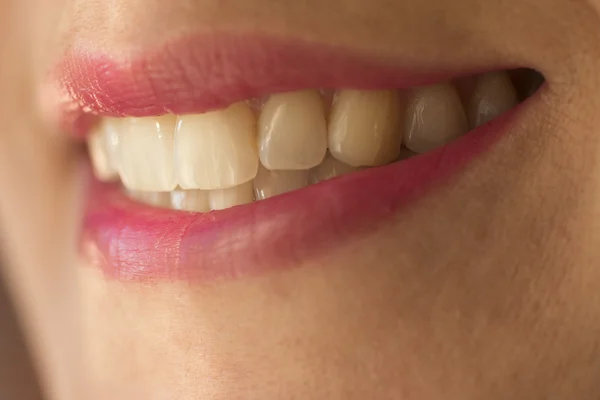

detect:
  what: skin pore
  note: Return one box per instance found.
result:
[1,0,600,399]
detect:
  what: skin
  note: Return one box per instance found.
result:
[1,0,600,399]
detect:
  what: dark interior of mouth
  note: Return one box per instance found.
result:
[85,68,544,212]
[510,68,545,101]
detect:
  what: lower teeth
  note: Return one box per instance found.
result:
[88,69,539,212]
[126,151,369,211]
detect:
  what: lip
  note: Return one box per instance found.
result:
[55,31,524,282]
[49,32,517,136]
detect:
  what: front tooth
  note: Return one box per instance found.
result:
[175,102,259,190]
[309,152,360,184]
[127,190,171,208]
[253,166,309,200]
[328,90,403,167]
[403,83,468,154]
[208,181,254,211]
[468,72,518,128]
[258,90,328,170]
[170,189,210,212]
[118,115,177,191]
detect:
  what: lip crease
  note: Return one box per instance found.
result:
[52,31,523,282]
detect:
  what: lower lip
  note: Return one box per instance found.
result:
[81,109,515,282]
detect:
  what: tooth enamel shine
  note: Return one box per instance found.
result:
[118,115,178,192]
[403,83,468,154]
[258,90,328,170]
[468,71,518,128]
[175,102,260,190]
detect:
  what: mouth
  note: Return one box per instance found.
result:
[53,33,544,282]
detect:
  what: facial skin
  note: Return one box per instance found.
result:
[1,0,600,399]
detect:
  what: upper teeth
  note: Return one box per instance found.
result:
[88,72,518,208]
[467,71,519,127]
[118,115,178,192]
[259,89,329,170]
[175,102,259,190]
[328,89,404,167]
[402,83,469,154]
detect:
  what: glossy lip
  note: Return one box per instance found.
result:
[53,32,524,282]
[49,32,517,136]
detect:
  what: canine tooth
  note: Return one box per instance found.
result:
[468,72,518,128]
[103,118,121,169]
[127,190,171,208]
[328,90,403,167]
[208,181,254,210]
[118,115,177,191]
[175,102,259,190]
[253,165,309,200]
[88,118,121,181]
[170,189,210,212]
[258,90,327,170]
[403,84,468,154]
[88,127,117,181]
[309,152,359,184]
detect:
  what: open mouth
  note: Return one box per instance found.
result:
[89,72,537,210]
[53,35,544,282]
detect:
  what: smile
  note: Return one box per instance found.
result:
[51,33,543,282]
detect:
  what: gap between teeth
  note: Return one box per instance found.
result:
[88,71,519,211]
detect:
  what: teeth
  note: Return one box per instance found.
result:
[467,72,518,128]
[91,75,523,212]
[126,190,171,208]
[253,165,309,200]
[117,115,178,191]
[88,127,116,181]
[258,90,328,170]
[403,83,468,154]
[170,189,210,212]
[309,152,360,184]
[328,90,404,167]
[175,102,259,190]
[208,181,254,211]
[103,118,121,168]
[88,118,121,181]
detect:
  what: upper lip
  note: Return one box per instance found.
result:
[49,31,516,136]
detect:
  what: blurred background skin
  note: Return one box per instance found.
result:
[0,0,82,399]
[0,275,44,400]
[0,0,600,399]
